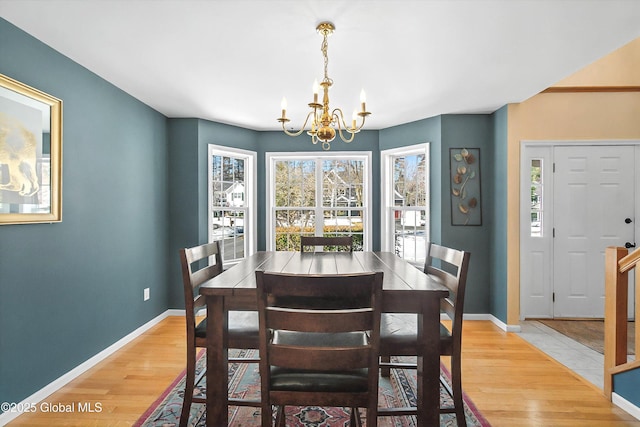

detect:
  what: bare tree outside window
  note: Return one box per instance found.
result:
[380,144,429,264]
[272,155,368,251]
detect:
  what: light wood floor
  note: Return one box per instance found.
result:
[6,317,640,426]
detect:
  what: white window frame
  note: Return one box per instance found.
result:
[380,143,430,265]
[265,151,372,251]
[207,144,257,264]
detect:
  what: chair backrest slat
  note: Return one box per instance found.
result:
[190,264,223,288]
[424,243,470,334]
[269,346,372,370]
[179,242,223,335]
[266,308,374,333]
[300,235,354,252]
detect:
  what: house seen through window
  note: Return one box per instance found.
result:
[208,145,256,264]
[381,144,429,265]
[267,152,371,251]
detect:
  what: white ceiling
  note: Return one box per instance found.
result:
[2,0,640,131]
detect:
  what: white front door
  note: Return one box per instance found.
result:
[520,143,638,320]
[553,145,635,318]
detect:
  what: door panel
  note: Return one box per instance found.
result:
[553,146,635,318]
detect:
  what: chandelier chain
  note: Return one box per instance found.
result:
[321,31,332,85]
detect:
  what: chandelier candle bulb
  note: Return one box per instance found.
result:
[313,80,319,103]
[280,97,287,119]
[360,89,367,112]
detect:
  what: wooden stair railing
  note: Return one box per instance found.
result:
[604,246,640,399]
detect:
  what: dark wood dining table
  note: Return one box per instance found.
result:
[199,250,449,426]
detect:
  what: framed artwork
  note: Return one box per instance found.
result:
[450,147,481,226]
[0,73,62,225]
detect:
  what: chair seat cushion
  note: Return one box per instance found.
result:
[379,313,450,355]
[195,311,259,341]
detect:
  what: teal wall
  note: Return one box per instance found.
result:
[0,19,169,405]
[1,14,553,413]
[166,119,259,307]
[440,115,493,314]
[167,118,201,309]
[614,369,640,407]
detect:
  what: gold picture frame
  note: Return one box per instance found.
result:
[0,73,62,225]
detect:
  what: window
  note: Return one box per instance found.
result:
[381,144,429,265]
[208,145,256,264]
[266,152,371,251]
[530,159,543,237]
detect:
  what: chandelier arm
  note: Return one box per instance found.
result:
[331,108,350,130]
[354,114,368,131]
[344,109,369,132]
[332,111,356,143]
[331,108,365,134]
[337,128,356,143]
[281,111,317,137]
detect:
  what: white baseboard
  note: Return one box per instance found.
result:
[462,313,493,321]
[453,313,521,333]
[613,393,640,421]
[487,314,521,332]
[0,310,175,425]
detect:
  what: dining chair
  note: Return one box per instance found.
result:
[300,235,354,252]
[378,243,471,427]
[255,270,384,427]
[178,241,260,427]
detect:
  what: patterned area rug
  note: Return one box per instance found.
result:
[135,350,490,426]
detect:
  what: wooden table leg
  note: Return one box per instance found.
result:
[206,296,228,427]
[416,295,441,427]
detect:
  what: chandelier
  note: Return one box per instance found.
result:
[277,22,371,150]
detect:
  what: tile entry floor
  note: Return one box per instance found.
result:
[517,320,636,390]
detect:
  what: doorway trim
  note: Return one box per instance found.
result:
[519,139,640,320]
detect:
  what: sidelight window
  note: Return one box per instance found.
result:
[530,159,543,237]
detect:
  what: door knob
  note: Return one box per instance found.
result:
[625,218,633,224]
[625,242,636,249]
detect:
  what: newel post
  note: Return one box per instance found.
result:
[603,246,628,399]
